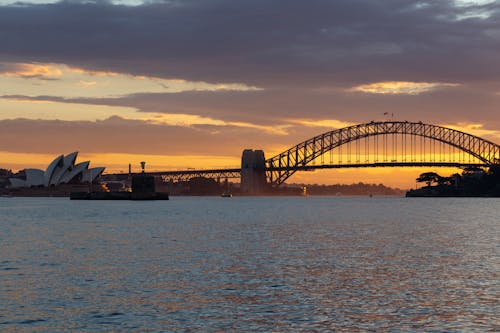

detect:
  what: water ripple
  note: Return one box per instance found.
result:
[0,197,498,332]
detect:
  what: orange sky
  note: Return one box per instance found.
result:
[0,62,498,188]
[0,147,485,189]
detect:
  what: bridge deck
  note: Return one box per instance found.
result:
[104,162,489,182]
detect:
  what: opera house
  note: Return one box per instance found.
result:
[8,152,105,189]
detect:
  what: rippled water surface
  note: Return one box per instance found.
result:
[0,196,499,332]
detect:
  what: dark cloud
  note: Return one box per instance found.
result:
[0,0,499,86]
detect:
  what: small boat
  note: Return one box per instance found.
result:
[221,177,232,197]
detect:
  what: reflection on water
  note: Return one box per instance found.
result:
[0,197,499,332]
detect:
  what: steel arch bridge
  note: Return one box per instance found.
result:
[126,121,500,187]
[266,121,500,186]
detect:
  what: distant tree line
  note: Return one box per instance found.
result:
[297,182,404,196]
[162,177,405,196]
[408,166,500,197]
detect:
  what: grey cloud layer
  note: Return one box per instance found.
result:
[1,0,499,86]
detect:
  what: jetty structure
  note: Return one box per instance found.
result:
[70,162,169,200]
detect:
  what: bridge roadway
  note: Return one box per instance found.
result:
[148,162,487,182]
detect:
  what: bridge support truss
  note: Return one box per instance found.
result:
[155,169,241,183]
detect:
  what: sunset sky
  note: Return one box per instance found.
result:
[1,0,500,188]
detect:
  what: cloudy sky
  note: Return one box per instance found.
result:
[1,0,499,187]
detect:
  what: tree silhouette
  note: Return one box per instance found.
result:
[416,172,442,187]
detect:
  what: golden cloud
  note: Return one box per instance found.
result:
[0,98,289,135]
[3,63,63,78]
[350,81,460,95]
[0,61,262,99]
[442,122,500,139]
[289,119,355,129]
[78,80,98,87]
[134,113,291,135]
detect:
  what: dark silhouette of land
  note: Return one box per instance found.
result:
[300,183,404,196]
[5,164,499,197]
[407,166,500,197]
[160,178,404,196]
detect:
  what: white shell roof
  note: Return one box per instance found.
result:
[82,167,105,183]
[7,152,105,188]
[50,152,78,186]
[44,154,64,187]
[59,161,90,184]
[25,169,45,187]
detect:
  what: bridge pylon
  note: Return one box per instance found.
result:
[240,149,268,194]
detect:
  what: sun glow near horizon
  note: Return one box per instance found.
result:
[0,149,487,189]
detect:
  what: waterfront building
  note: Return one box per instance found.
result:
[8,152,105,188]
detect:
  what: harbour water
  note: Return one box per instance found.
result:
[1,196,498,332]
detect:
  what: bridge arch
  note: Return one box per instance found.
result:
[266,121,500,186]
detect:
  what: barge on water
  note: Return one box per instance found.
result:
[71,162,169,200]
